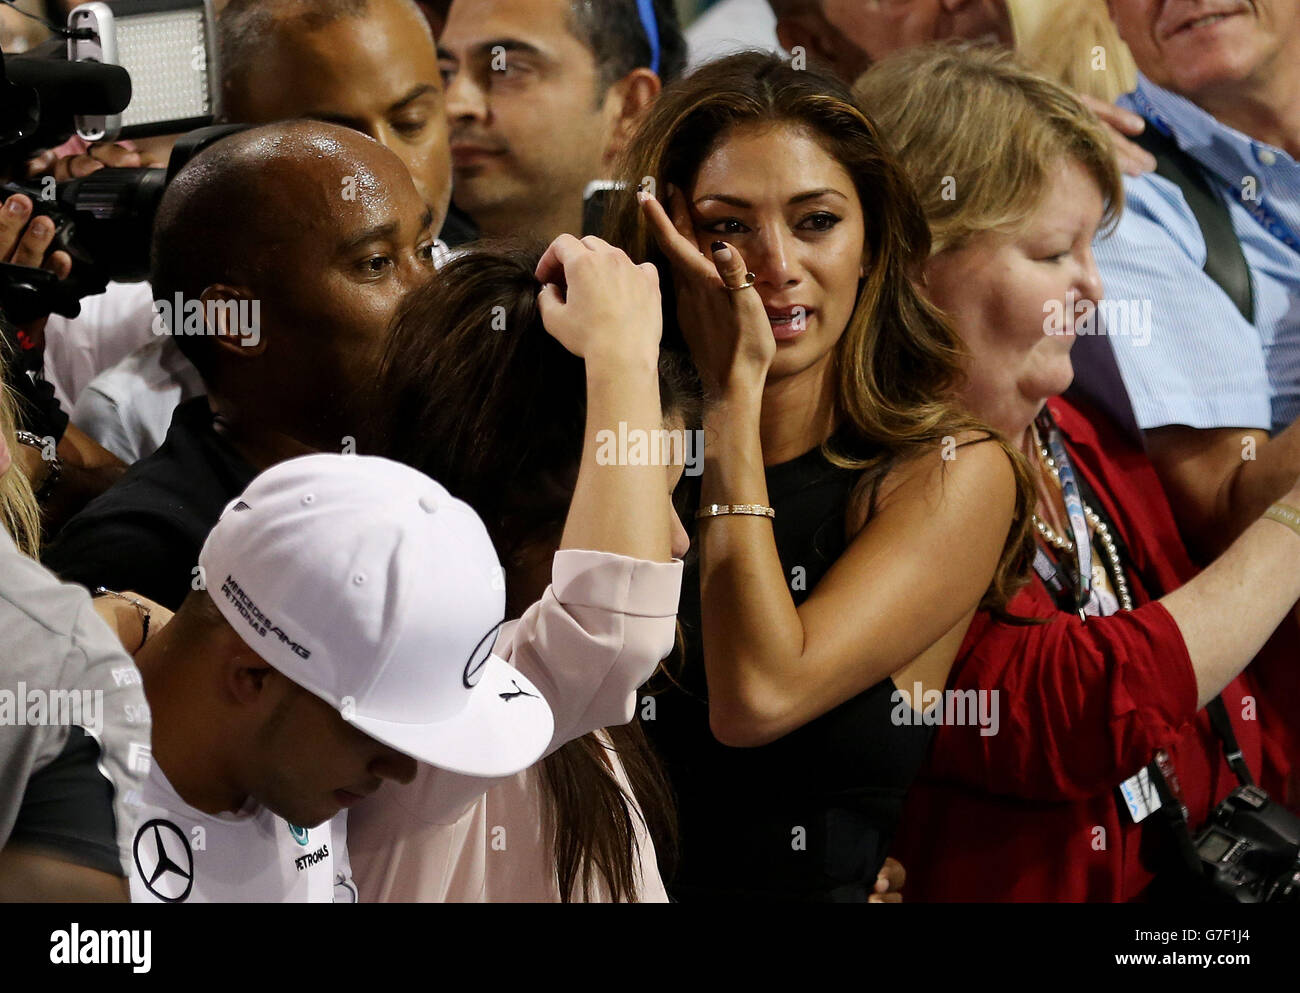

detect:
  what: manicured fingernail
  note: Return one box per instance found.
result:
[637,190,650,203]
[710,241,732,263]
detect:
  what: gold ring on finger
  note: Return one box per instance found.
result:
[727,272,756,292]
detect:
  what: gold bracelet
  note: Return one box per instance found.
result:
[1262,502,1300,540]
[695,503,775,520]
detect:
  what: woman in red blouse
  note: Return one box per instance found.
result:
[857,45,1300,902]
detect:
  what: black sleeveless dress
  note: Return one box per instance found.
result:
[647,439,936,902]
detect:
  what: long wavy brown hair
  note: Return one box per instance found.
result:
[604,51,1034,610]
[369,245,698,901]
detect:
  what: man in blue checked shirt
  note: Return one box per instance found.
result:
[1073,0,1300,563]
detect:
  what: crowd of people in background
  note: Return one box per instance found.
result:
[1,0,1298,904]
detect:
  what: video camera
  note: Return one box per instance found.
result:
[0,0,237,325]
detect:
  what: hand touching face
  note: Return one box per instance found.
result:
[680,123,867,387]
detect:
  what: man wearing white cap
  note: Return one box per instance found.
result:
[126,453,553,902]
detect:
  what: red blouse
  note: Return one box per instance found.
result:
[891,396,1295,902]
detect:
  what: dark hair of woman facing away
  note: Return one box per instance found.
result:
[604,50,1035,611]
[368,244,699,902]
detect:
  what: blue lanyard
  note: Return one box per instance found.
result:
[1035,410,1099,620]
[636,0,661,75]
[1130,89,1300,255]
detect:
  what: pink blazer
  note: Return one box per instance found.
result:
[347,548,682,902]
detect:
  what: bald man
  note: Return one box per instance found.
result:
[68,0,467,466]
[44,122,440,609]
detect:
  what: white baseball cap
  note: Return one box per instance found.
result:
[197,453,554,778]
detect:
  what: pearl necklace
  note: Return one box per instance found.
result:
[1032,441,1134,612]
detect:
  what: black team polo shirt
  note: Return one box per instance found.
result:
[43,397,258,611]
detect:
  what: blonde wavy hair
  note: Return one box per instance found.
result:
[0,341,42,557]
[853,43,1124,257]
[1016,0,1138,103]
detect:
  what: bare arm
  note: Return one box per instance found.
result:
[15,425,128,538]
[1146,423,1300,560]
[535,234,673,563]
[1159,481,1300,708]
[560,363,672,562]
[91,591,174,655]
[699,403,1016,745]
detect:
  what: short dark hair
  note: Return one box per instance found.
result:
[219,0,431,109]
[566,0,687,92]
[151,136,260,378]
[150,123,342,379]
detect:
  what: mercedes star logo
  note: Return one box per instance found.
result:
[133,819,194,902]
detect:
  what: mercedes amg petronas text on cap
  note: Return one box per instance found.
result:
[198,453,554,778]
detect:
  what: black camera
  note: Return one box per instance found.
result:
[1194,784,1300,903]
[0,1,221,322]
[0,128,241,324]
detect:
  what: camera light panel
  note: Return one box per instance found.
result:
[116,10,211,127]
